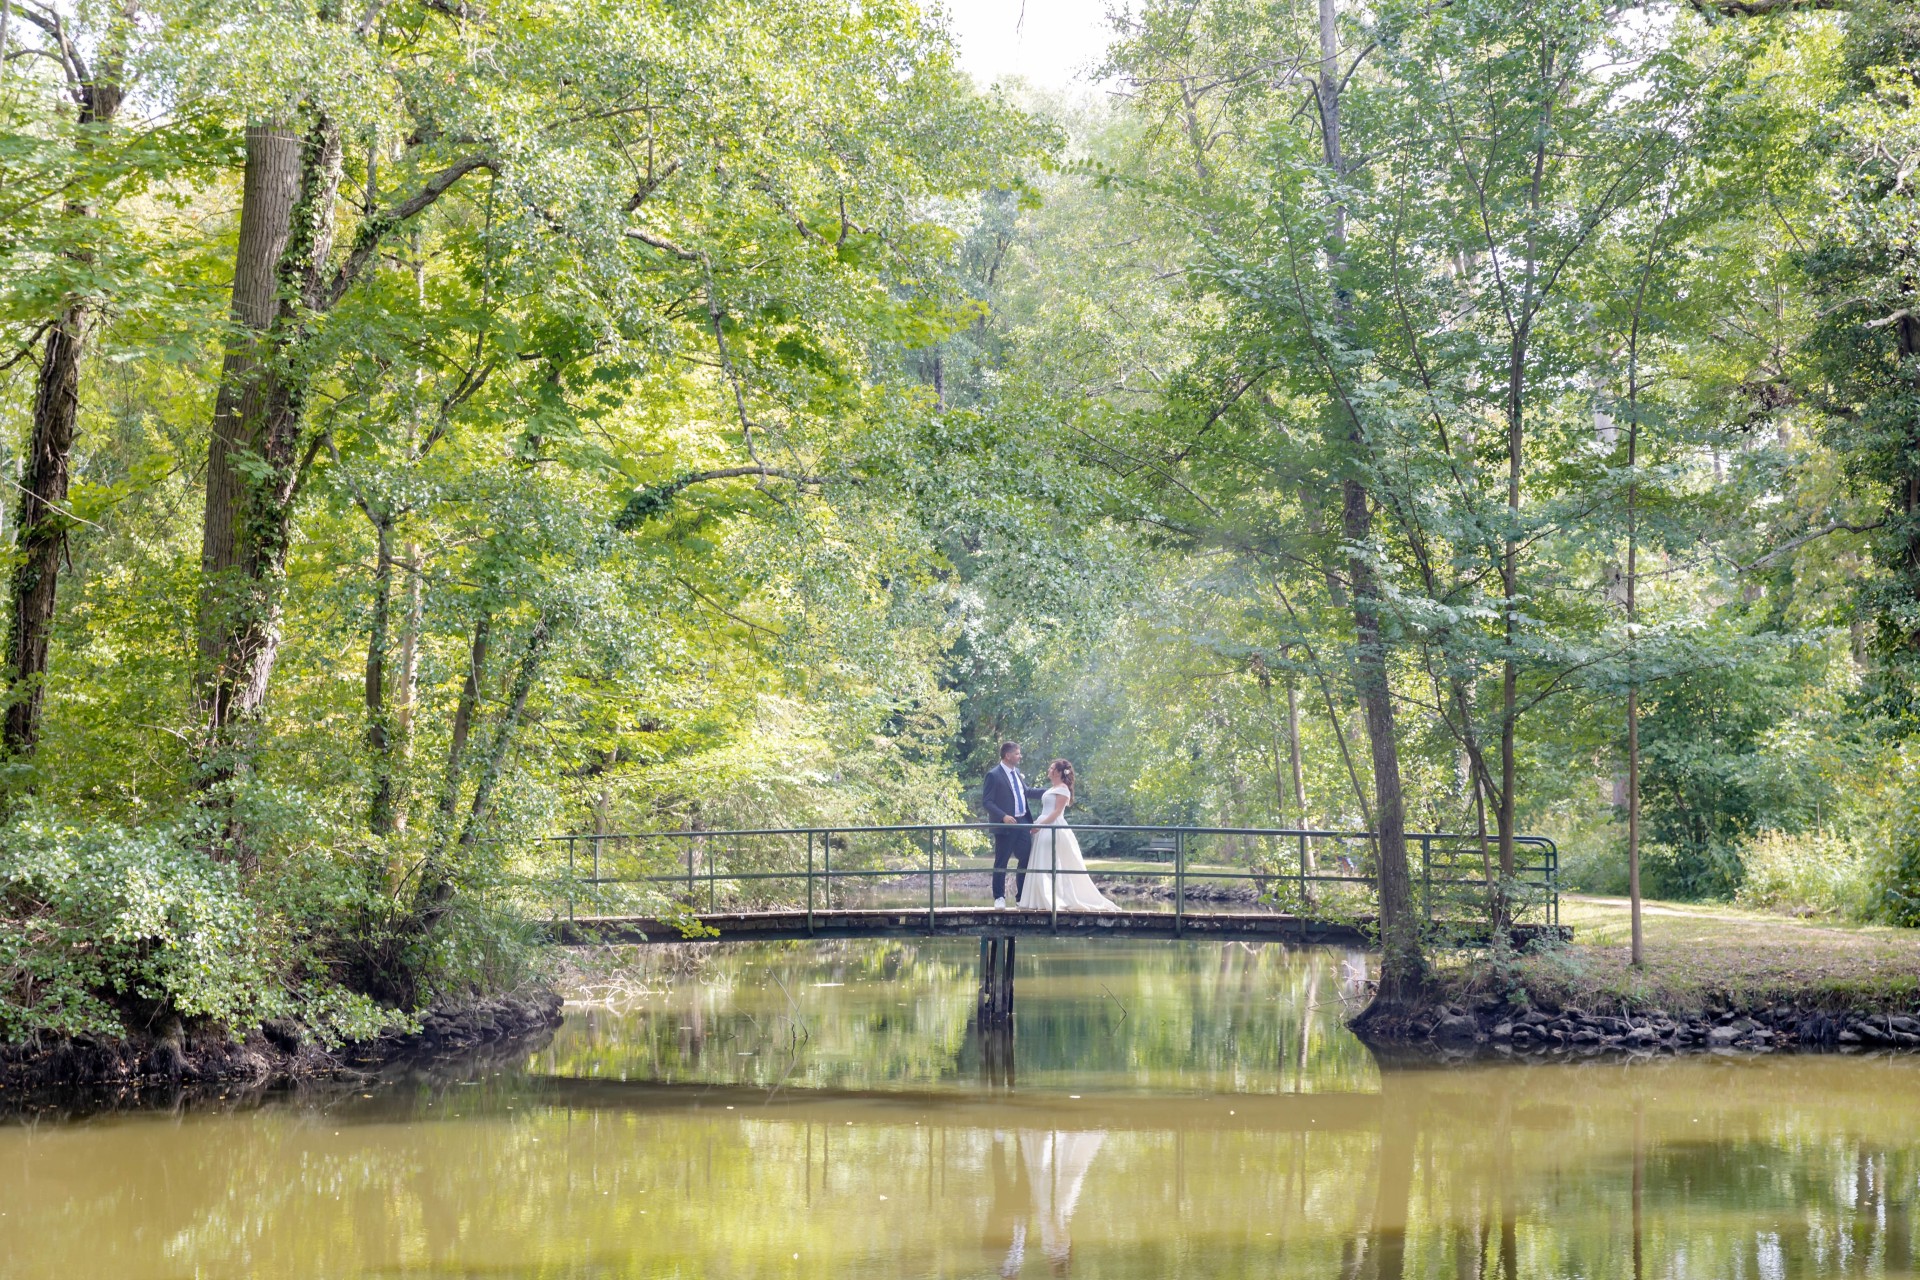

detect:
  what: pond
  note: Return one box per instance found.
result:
[2,940,1917,1277]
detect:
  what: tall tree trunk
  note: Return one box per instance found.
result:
[196,117,342,789]
[1259,666,1290,823]
[1316,0,1421,1011]
[6,314,87,759]
[1497,322,1526,922]
[1346,481,1420,1006]
[1492,46,1558,920]
[1625,235,1659,969]
[392,541,423,830]
[416,615,553,924]
[438,606,491,820]
[5,16,129,760]
[1286,672,1307,816]
[365,515,397,834]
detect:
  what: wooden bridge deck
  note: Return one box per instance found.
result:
[547,906,1377,946]
[543,906,1567,948]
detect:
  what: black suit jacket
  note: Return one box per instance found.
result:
[982,764,1042,825]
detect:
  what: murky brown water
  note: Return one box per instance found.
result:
[3,940,1917,1278]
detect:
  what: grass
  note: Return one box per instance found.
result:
[1441,893,1920,1014]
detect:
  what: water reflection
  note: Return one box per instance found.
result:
[4,943,1920,1279]
[545,939,1381,1095]
[986,1129,1106,1276]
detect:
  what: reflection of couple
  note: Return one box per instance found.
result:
[986,1129,1108,1276]
[982,743,1118,913]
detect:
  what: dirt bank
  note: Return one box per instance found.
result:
[0,989,564,1098]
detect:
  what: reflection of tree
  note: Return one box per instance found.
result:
[542,939,1382,1095]
[1338,1057,1414,1280]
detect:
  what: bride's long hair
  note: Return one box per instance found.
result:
[1050,759,1075,806]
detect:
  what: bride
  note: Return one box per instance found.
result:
[1018,759,1118,912]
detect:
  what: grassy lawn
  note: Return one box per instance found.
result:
[1446,893,1920,1013]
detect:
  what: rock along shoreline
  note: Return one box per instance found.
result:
[1357,995,1920,1058]
[0,989,564,1099]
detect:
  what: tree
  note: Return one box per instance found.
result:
[1,1,131,761]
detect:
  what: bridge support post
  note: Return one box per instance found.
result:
[978,934,1015,1028]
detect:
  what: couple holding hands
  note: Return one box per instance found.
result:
[980,742,1118,913]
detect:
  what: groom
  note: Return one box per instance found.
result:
[982,741,1043,908]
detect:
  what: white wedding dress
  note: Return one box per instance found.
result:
[1018,786,1118,912]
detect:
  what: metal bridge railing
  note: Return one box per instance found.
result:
[537,823,1558,938]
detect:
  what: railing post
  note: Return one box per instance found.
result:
[1421,835,1432,922]
[566,837,575,932]
[806,831,815,935]
[592,833,602,887]
[941,828,949,907]
[1297,832,1307,908]
[708,837,716,913]
[824,831,832,912]
[1175,830,1185,937]
[927,828,936,933]
[1050,826,1059,935]
[1547,839,1560,926]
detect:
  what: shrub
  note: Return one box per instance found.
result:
[1878,766,1920,926]
[0,806,392,1043]
[1734,829,1872,919]
[1641,839,1745,901]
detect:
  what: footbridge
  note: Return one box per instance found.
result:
[536,821,1558,950]
[535,821,1557,1031]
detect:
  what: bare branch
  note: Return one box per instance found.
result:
[0,320,53,374]
[1690,0,1834,14]
[626,158,682,212]
[624,227,699,259]
[1737,519,1884,572]
[323,155,496,310]
[613,466,824,531]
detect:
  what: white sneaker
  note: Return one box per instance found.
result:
[994,898,1006,908]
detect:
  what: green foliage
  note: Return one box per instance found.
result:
[1735,829,1874,919]
[0,0,1054,1040]
[0,802,392,1042]
[9,0,1920,1056]
[1637,638,1829,898]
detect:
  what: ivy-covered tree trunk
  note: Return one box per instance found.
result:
[6,314,87,759]
[5,19,128,760]
[196,120,342,789]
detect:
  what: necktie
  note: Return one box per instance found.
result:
[1008,766,1024,816]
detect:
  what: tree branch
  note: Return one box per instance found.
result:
[613,466,823,531]
[10,2,86,106]
[1737,519,1884,572]
[323,155,496,310]
[1690,0,1834,14]
[624,227,699,259]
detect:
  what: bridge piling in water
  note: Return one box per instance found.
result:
[978,935,1015,1028]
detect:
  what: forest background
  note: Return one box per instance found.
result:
[3,0,1918,1039]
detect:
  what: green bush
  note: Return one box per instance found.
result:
[1549,813,1630,896]
[1734,830,1873,919]
[1638,839,1744,901]
[1878,764,1920,926]
[0,805,394,1043]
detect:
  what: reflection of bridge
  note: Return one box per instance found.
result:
[537,821,1559,951]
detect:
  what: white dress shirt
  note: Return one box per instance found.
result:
[1003,764,1026,817]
